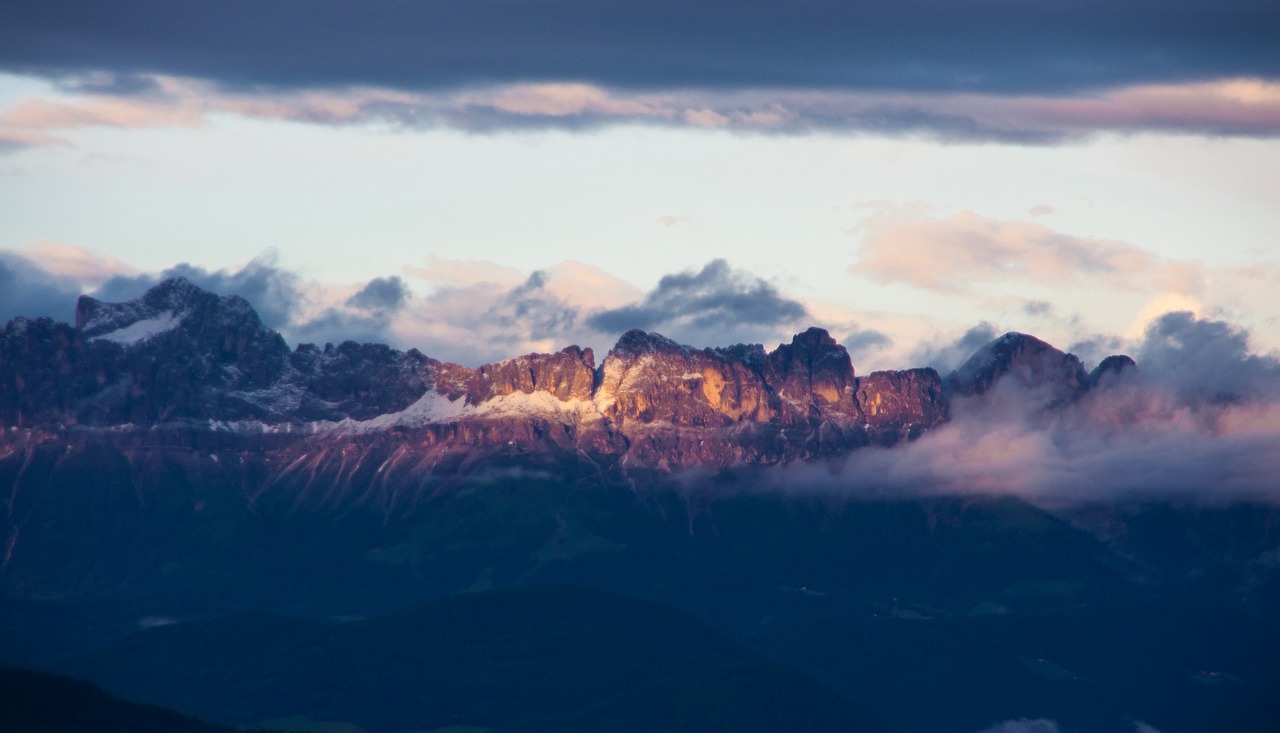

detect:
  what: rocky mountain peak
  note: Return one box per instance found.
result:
[594,330,779,427]
[945,331,1088,398]
[1087,354,1137,387]
[765,327,856,411]
[466,346,597,405]
[610,329,690,358]
[75,277,267,348]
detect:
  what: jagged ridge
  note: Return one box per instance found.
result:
[0,278,1134,473]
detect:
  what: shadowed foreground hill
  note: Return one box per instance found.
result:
[0,667,258,733]
[68,584,894,733]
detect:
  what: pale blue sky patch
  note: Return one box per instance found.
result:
[0,61,1277,369]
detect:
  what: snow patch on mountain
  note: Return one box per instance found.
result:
[91,311,182,345]
[469,390,600,422]
[332,388,468,431]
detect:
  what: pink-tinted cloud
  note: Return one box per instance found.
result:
[850,209,1168,293]
[2,70,1280,145]
[479,83,664,118]
[7,73,1280,145]
[14,241,136,287]
[0,94,204,130]
[1034,78,1280,137]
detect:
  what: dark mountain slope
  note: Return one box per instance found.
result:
[0,666,252,733]
[67,584,894,733]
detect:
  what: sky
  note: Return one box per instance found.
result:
[1,0,1278,374]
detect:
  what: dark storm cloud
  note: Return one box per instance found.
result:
[2,0,1277,96]
[0,252,83,323]
[587,260,807,336]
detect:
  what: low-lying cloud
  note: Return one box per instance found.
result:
[796,313,1280,506]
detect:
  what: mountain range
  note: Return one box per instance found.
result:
[1,276,1134,468]
[2,279,1277,733]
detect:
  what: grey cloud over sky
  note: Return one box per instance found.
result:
[1137,310,1280,401]
[2,252,813,364]
[3,3,1278,144]
[910,322,999,375]
[0,251,84,324]
[346,276,410,314]
[843,327,893,357]
[587,259,808,346]
[2,1,1277,96]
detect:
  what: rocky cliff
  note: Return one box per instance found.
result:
[1,279,1137,480]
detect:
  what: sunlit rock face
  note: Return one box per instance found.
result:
[467,346,597,405]
[856,368,948,443]
[593,330,781,428]
[4,278,1142,480]
[763,327,859,417]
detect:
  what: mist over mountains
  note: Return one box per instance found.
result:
[3,278,1280,733]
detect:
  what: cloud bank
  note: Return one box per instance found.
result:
[797,313,1280,506]
[3,1,1277,96]
[5,76,1280,149]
